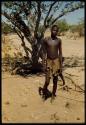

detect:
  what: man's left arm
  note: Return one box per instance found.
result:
[59,39,63,70]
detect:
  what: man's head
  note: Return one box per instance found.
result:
[51,25,59,37]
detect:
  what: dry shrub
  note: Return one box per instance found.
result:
[2,34,23,72]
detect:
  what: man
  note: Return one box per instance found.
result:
[41,25,65,100]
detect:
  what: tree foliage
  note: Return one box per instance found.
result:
[2,1,84,36]
[56,19,69,34]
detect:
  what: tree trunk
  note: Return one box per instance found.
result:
[31,36,44,71]
[32,44,39,67]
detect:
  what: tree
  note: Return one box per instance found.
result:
[1,1,84,71]
[56,19,69,34]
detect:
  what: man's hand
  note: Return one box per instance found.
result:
[42,64,46,72]
[60,59,62,73]
[42,54,47,72]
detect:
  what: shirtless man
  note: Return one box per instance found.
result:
[41,25,65,99]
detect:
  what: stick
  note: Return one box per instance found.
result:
[64,75,85,93]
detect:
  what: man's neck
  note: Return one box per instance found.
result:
[51,35,57,40]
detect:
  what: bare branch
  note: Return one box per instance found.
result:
[13,27,31,57]
[21,1,32,17]
[34,1,41,35]
[65,75,85,93]
[25,47,32,53]
[41,2,84,35]
[2,11,33,44]
[44,1,57,26]
[51,3,84,25]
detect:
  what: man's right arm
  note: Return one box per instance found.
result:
[58,39,63,71]
[42,38,47,72]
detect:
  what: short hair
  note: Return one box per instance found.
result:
[51,25,59,31]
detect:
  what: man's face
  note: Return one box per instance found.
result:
[51,27,58,37]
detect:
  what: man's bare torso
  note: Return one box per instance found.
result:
[44,37,61,60]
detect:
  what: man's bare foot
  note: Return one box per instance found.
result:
[50,94,56,103]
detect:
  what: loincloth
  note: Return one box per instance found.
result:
[46,58,61,78]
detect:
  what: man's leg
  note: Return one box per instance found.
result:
[52,75,58,96]
[59,73,65,86]
[42,66,51,94]
[43,75,50,95]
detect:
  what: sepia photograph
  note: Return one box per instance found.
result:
[1,1,85,123]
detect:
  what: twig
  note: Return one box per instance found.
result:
[64,72,79,77]
[58,84,84,94]
[64,75,85,93]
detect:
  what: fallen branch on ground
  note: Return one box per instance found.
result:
[64,75,85,93]
[64,72,79,77]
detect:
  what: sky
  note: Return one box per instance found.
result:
[60,8,84,24]
[2,2,84,25]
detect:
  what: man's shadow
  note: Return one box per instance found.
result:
[38,87,52,101]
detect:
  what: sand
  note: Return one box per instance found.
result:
[2,35,85,123]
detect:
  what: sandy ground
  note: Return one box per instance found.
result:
[2,35,85,123]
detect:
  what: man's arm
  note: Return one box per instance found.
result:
[59,39,62,69]
[42,38,47,72]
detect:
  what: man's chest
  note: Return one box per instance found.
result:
[46,39,60,47]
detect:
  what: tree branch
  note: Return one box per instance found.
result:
[51,3,84,25]
[13,27,31,58]
[65,75,85,93]
[44,1,57,27]
[34,1,41,36]
[2,11,33,44]
[41,2,84,36]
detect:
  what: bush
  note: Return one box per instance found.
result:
[2,22,14,34]
[69,18,84,37]
[56,19,69,34]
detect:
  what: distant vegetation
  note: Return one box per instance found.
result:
[69,18,84,36]
[2,18,84,37]
[34,18,84,37]
[56,19,70,34]
[56,18,84,37]
[2,22,15,34]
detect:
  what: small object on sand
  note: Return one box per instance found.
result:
[21,104,28,107]
[77,117,80,120]
[63,85,69,91]
[5,101,10,105]
[4,116,9,121]
[50,112,59,121]
[65,102,70,108]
